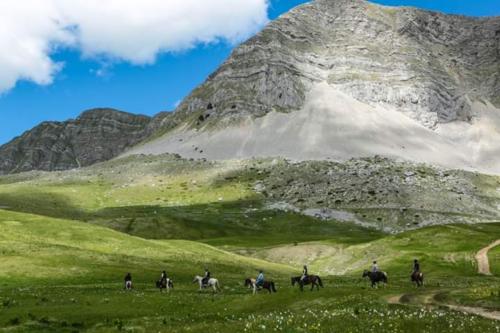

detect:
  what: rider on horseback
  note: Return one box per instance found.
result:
[202,268,210,286]
[300,265,308,283]
[124,272,132,289]
[371,261,379,273]
[256,270,264,288]
[413,259,420,274]
[160,270,168,284]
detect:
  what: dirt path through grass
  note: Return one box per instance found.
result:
[387,293,500,321]
[476,239,500,275]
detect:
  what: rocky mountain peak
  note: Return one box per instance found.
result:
[133,1,500,174]
[169,0,499,130]
[0,108,153,174]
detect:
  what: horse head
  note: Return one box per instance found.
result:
[244,278,251,287]
[291,277,297,286]
[362,270,369,278]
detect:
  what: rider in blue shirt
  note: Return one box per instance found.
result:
[256,270,264,287]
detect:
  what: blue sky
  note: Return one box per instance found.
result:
[0,0,499,145]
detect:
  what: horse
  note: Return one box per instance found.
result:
[193,275,221,293]
[362,270,387,288]
[411,271,424,287]
[244,278,277,294]
[291,275,323,291]
[124,280,133,290]
[156,278,174,292]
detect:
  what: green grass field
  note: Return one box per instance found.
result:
[0,156,499,332]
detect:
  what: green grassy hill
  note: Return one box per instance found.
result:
[0,209,292,286]
[0,155,499,332]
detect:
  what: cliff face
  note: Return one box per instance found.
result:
[0,109,152,174]
[128,0,500,173]
[2,0,500,174]
[168,0,499,129]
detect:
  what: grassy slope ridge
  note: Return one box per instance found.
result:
[0,209,292,286]
[0,155,498,237]
[0,208,499,333]
[0,155,499,332]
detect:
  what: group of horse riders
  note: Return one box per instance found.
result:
[123,259,423,291]
[364,258,423,287]
[371,258,421,276]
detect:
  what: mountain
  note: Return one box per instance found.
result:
[0,109,151,174]
[129,0,500,173]
[1,0,499,174]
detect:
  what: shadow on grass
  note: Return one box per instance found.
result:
[0,191,383,245]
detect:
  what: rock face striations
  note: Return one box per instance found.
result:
[172,0,500,129]
[132,0,500,173]
[2,0,500,174]
[0,109,152,174]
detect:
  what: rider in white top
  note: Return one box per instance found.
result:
[300,265,308,282]
[371,261,379,273]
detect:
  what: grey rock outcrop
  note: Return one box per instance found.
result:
[0,109,152,174]
[170,0,500,129]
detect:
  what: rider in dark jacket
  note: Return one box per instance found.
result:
[202,268,210,285]
[161,270,168,283]
[413,259,420,273]
[124,272,132,289]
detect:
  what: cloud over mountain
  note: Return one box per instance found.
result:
[0,0,269,94]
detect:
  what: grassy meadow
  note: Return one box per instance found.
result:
[0,155,499,332]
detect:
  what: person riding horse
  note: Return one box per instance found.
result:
[202,268,210,286]
[412,259,420,275]
[124,272,132,290]
[371,260,379,273]
[160,270,168,284]
[411,259,424,286]
[256,270,264,289]
[300,265,308,283]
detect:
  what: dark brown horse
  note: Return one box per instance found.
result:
[291,275,323,291]
[362,270,387,288]
[245,278,277,294]
[411,271,424,287]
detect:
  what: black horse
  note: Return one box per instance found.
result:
[156,278,174,292]
[244,278,277,294]
[411,271,424,287]
[291,275,323,291]
[362,270,387,288]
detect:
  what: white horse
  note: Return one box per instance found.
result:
[245,278,258,295]
[193,275,221,293]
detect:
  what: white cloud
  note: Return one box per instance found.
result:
[0,0,269,93]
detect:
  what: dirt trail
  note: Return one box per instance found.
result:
[387,293,500,321]
[476,239,500,275]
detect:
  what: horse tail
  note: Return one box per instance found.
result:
[317,276,323,288]
[271,282,277,293]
